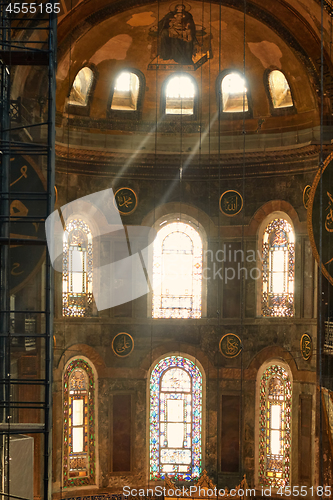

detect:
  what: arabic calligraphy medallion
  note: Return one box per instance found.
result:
[307,152,333,285]
[112,332,134,357]
[303,185,311,209]
[219,190,243,216]
[113,187,138,215]
[300,333,312,361]
[219,333,242,358]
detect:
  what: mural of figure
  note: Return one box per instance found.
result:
[156,4,196,64]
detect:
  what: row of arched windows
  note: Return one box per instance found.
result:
[68,67,294,116]
[62,215,295,318]
[64,355,292,487]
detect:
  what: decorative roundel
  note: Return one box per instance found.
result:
[219,190,243,216]
[113,187,138,215]
[303,185,311,209]
[112,332,134,357]
[300,333,312,361]
[308,152,333,285]
[219,333,242,358]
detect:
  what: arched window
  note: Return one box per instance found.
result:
[63,219,93,317]
[63,358,96,487]
[268,70,293,109]
[152,222,202,318]
[262,218,295,317]
[149,356,203,481]
[258,364,292,487]
[68,67,94,106]
[221,72,248,112]
[111,71,140,111]
[165,74,195,115]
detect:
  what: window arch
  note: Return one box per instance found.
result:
[110,71,140,111]
[164,74,196,115]
[68,67,94,106]
[221,72,248,113]
[268,70,293,109]
[63,219,93,317]
[63,358,96,487]
[152,221,202,318]
[258,364,292,488]
[261,218,295,317]
[149,355,203,481]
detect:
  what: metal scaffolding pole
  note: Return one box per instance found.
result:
[0,2,56,499]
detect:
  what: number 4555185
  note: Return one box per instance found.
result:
[6,3,61,14]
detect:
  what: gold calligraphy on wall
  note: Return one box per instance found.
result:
[219,333,242,358]
[112,332,134,358]
[113,187,138,215]
[219,190,243,216]
[300,333,312,361]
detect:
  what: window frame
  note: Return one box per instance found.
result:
[255,360,293,490]
[217,69,252,119]
[63,357,97,488]
[151,219,203,319]
[161,72,199,120]
[66,65,97,116]
[257,213,295,318]
[107,68,145,120]
[148,354,205,482]
[264,68,296,116]
[62,218,93,318]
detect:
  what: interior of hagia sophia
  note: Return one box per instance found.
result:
[1,1,333,500]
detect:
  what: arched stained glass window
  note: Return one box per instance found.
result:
[165,75,195,115]
[259,365,292,487]
[268,70,293,109]
[63,359,96,487]
[152,222,202,319]
[221,73,248,112]
[69,67,94,106]
[262,218,295,317]
[63,219,93,317]
[150,356,202,481]
[111,71,140,111]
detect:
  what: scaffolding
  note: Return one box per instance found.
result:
[0,2,56,499]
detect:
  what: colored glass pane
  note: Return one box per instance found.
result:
[259,365,292,488]
[149,356,202,481]
[63,219,93,317]
[63,359,96,487]
[262,219,294,317]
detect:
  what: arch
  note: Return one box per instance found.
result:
[148,354,204,481]
[108,69,145,114]
[255,359,293,488]
[257,213,295,317]
[62,219,93,317]
[217,70,251,115]
[152,220,203,318]
[267,69,294,110]
[63,356,98,487]
[162,73,198,117]
[68,66,94,107]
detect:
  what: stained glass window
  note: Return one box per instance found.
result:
[262,218,295,317]
[63,359,96,487]
[222,73,248,112]
[69,67,94,106]
[268,71,293,109]
[63,219,93,317]
[150,356,202,481]
[152,222,202,319]
[259,365,292,487]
